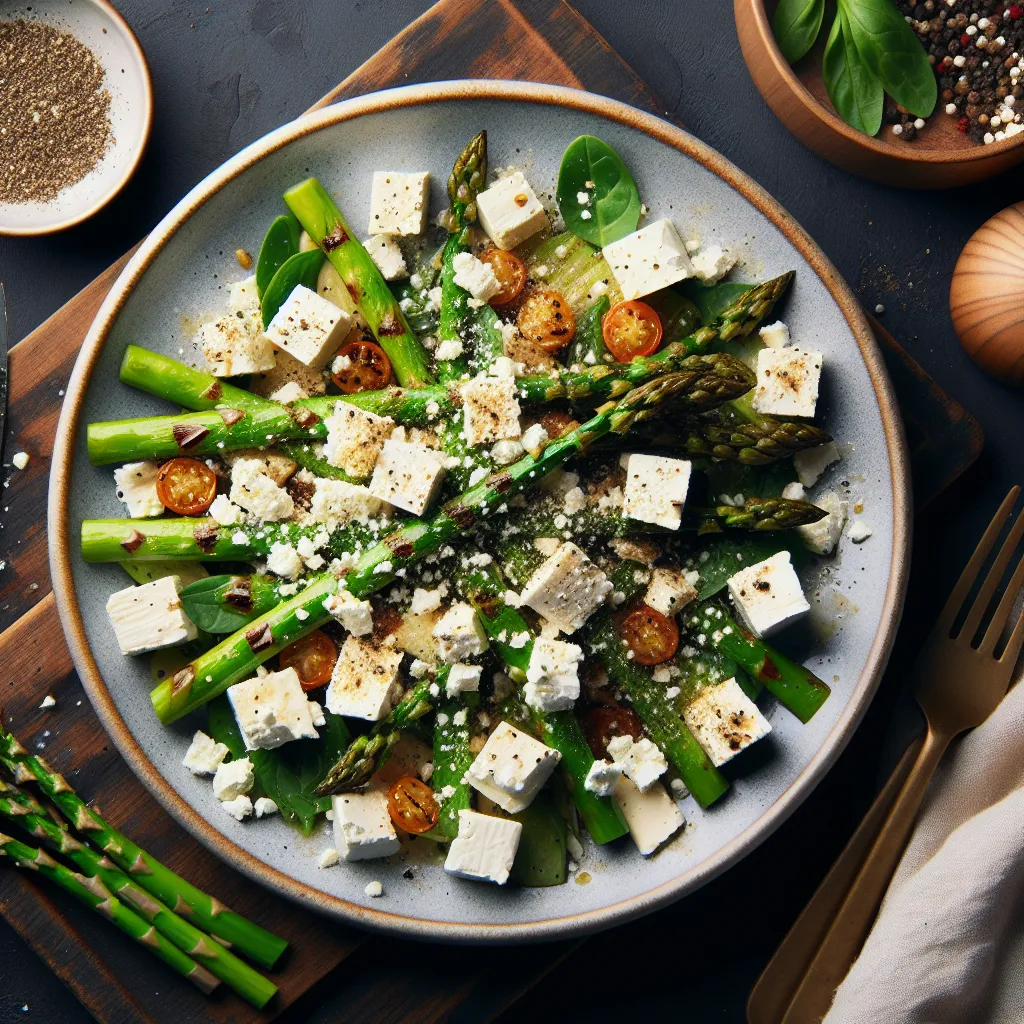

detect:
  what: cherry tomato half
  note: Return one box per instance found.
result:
[619,605,679,666]
[579,705,644,760]
[478,248,528,306]
[279,630,337,691]
[387,776,440,834]
[516,289,576,353]
[155,458,217,515]
[601,300,663,362]
[331,340,393,394]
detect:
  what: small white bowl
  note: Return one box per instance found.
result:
[0,0,152,236]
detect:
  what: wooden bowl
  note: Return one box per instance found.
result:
[950,202,1024,385]
[736,0,1024,188]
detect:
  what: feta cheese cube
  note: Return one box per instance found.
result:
[465,721,560,813]
[182,730,229,775]
[446,662,483,697]
[444,809,523,885]
[520,542,613,634]
[752,347,822,418]
[310,478,382,528]
[759,320,790,349]
[460,375,521,447]
[602,219,694,300]
[644,566,698,617]
[265,285,353,369]
[584,759,624,797]
[212,757,254,801]
[794,441,840,487]
[520,422,548,458]
[229,458,294,521]
[727,550,809,638]
[221,795,253,821]
[690,244,736,283]
[798,491,848,555]
[325,636,404,721]
[524,637,583,712]
[227,275,260,318]
[200,315,276,377]
[362,234,407,280]
[452,251,501,301]
[323,402,395,479]
[266,542,304,580]
[475,172,548,250]
[268,380,308,404]
[613,778,685,856]
[368,171,430,236]
[323,587,374,636]
[105,576,198,656]
[332,786,402,861]
[226,667,320,750]
[432,602,488,663]
[254,797,278,818]
[606,735,668,793]
[113,461,164,518]
[622,454,692,530]
[369,438,447,515]
[221,449,297,486]
[683,676,772,767]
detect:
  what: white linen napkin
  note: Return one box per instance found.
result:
[825,672,1024,1023]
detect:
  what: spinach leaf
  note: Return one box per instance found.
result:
[556,136,641,248]
[839,0,936,117]
[260,248,325,329]
[509,791,567,888]
[180,574,286,633]
[695,535,806,602]
[677,279,752,326]
[823,8,884,136]
[256,214,302,297]
[773,0,825,63]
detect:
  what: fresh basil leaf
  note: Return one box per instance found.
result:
[260,247,325,329]
[773,0,825,63]
[256,214,302,297]
[179,575,258,634]
[677,279,753,326]
[823,8,884,136]
[838,0,936,117]
[556,136,641,247]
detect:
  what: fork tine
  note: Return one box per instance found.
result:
[999,601,1024,668]
[938,486,1022,636]
[979,546,1024,656]
[960,502,1024,642]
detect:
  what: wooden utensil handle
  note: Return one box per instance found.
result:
[780,727,951,1023]
[745,738,922,1024]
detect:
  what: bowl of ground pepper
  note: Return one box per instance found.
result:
[0,0,151,235]
[736,0,1024,188]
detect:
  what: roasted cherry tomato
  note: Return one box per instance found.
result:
[279,630,337,691]
[601,300,663,361]
[538,410,580,440]
[579,705,644,760]
[331,339,392,394]
[387,776,440,834]
[478,248,527,306]
[155,458,217,515]
[619,605,679,666]
[516,289,576,352]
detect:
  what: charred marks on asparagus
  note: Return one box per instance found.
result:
[377,312,405,337]
[223,577,253,612]
[171,665,196,696]
[245,623,274,653]
[202,381,222,402]
[217,408,245,427]
[192,522,219,552]
[173,423,210,450]
[120,529,145,554]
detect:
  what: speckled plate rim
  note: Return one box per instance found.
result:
[48,79,911,944]
[0,0,154,237]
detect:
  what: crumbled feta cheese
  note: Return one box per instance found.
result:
[254,797,279,818]
[452,251,501,301]
[683,676,772,766]
[268,380,309,404]
[475,172,548,250]
[221,795,253,821]
[323,402,395,478]
[727,550,809,638]
[318,847,340,869]
[229,458,294,521]
[669,778,689,799]
[584,758,623,797]
[369,438,447,515]
[200,315,276,376]
[332,785,401,860]
[759,321,790,349]
[433,602,489,663]
[848,520,873,543]
[752,348,822,418]
[408,588,441,616]
[781,481,806,501]
[310,478,382,528]
[364,880,384,898]
[520,422,549,458]
[644,566,698,617]
[562,486,586,515]
[434,338,464,361]
[227,667,321,750]
[182,730,229,775]
[212,757,254,801]
[38,695,56,710]
[524,637,583,712]
[520,542,613,634]
[794,441,840,487]
[613,778,685,855]
[444,809,522,885]
[208,493,242,526]
[105,576,198,656]
[221,449,297,486]
[491,439,524,465]
[460,375,521,446]
[602,219,694,300]
[368,171,430,236]
[465,721,561,813]
[265,285,353,369]
[266,542,303,580]
[326,637,404,720]
[227,275,260,317]
[690,244,736,283]
[362,234,408,280]
[11,451,29,470]
[606,735,668,793]
[446,662,483,697]
[113,461,164,518]
[622,453,692,530]
[799,491,847,555]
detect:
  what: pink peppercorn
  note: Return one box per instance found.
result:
[1010,4,1023,18]
[957,116,971,133]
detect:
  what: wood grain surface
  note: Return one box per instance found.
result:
[0,0,982,1020]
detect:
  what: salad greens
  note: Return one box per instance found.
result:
[772,0,825,63]
[255,213,302,296]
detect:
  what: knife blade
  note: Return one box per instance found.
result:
[0,282,7,466]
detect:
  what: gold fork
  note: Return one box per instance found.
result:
[750,486,1024,1024]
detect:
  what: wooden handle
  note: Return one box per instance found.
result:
[780,727,951,1023]
[746,737,922,1024]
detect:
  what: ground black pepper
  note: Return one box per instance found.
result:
[0,19,112,204]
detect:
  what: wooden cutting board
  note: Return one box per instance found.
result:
[0,0,982,1021]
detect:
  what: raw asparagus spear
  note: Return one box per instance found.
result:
[0,780,276,1007]
[0,726,288,969]
[0,830,221,995]
[283,178,433,388]
[150,373,694,724]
